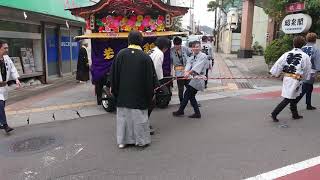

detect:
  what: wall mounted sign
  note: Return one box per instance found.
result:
[286,2,305,13]
[281,13,312,34]
[165,14,172,28]
[90,15,95,30]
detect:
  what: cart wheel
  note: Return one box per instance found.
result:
[156,83,171,109]
[156,99,170,109]
[156,93,171,109]
[101,88,116,113]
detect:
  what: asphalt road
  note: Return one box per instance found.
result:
[0,94,320,180]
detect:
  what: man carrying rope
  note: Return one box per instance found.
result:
[295,32,320,110]
[270,36,312,122]
[172,41,209,119]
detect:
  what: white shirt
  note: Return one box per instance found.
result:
[0,55,20,100]
[201,42,213,70]
[149,47,164,80]
[270,48,311,99]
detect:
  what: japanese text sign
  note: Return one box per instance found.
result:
[281,13,312,34]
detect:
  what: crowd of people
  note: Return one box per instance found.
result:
[270,33,320,122]
[1,31,319,150]
[110,31,213,149]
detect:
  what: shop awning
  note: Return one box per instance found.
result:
[75,31,189,39]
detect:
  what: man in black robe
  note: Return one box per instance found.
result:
[111,30,156,149]
[76,41,89,82]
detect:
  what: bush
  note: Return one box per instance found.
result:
[264,35,293,65]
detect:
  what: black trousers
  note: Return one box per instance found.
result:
[177,79,188,103]
[272,98,299,117]
[295,83,314,106]
[178,85,200,115]
[95,82,104,105]
[0,100,7,125]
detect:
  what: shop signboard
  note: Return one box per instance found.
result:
[286,2,305,13]
[281,13,312,34]
[61,36,79,61]
[61,36,72,62]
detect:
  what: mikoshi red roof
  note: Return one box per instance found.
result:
[67,0,189,18]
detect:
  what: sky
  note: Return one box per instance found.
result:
[179,0,216,28]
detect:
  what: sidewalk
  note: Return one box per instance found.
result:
[7,75,78,105]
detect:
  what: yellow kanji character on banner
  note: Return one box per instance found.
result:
[104,47,115,60]
[143,43,156,53]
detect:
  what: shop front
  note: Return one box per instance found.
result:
[0,2,86,83]
[45,26,82,77]
[0,20,43,79]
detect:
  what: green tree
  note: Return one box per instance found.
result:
[263,0,320,34]
[207,0,235,14]
[264,35,293,65]
[171,16,183,32]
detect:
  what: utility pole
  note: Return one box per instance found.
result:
[214,9,217,46]
[189,0,195,33]
[216,0,223,52]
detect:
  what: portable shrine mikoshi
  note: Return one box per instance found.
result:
[67,0,189,112]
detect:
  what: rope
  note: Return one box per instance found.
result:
[154,75,277,92]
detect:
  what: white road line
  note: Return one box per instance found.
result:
[245,155,320,180]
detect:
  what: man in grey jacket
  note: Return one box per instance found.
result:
[296,32,320,110]
[170,37,192,104]
[201,36,213,88]
[173,41,208,119]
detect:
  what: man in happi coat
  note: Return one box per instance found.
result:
[295,32,320,110]
[111,31,156,149]
[148,37,171,134]
[172,41,209,119]
[170,37,192,104]
[201,36,213,89]
[76,41,89,82]
[0,40,21,133]
[270,36,312,122]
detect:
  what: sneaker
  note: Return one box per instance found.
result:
[307,106,317,110]
[172,111,184,117]
[292,115,303,120]
[150,126,155,135]
[188,114,201,119]
[118,144,126,149]
[136,144,149,148]
[4,126,14,133]
[271,114,279,122]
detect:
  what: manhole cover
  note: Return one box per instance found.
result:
[0,134,63,156]
[236,82,254,89]
[10,136,56,153]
